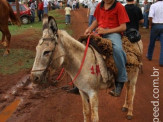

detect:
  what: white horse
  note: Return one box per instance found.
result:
[31,15,143,122]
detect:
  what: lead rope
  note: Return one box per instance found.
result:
[68,34,91,85]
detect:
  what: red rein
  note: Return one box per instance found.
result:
[56,34,91,85]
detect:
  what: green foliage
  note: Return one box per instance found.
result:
[0,49,35,75]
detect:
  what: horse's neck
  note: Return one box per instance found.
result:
[59,30,85,76]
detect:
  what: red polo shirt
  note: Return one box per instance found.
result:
[94,1,129,29]
[38,2,44,10]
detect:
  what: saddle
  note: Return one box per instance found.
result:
[78,34,142,76]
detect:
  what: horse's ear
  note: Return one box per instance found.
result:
[42,14,49,30]
[48,16,58,34]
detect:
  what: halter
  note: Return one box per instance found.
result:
[31,33,93,85]
[31,35,64,74]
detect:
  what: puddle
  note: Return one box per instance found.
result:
[0,74,30,121]
[0,99,20,122]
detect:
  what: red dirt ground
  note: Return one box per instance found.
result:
[0,7,162,122]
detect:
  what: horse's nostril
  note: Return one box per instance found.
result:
[34,76,39,81]
[31,74,40,82]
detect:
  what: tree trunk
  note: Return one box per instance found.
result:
[15,0,20,21]
[37,0,39,17]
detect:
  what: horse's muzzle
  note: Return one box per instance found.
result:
[30,74,41,84]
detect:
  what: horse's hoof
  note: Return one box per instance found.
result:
[122,107,128,112]
[1,41,7,47]
[3,50,10,56]
[3,53,9,57]
[126,115,133,120]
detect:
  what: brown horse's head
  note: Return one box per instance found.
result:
[31,15,62,84]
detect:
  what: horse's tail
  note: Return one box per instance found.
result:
[8,3,21,26]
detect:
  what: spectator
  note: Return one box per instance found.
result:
[43,0,49,14]
[76,0,79,9]
[125,0,144,30]
[64,4,72,25]
[54,0,60,9]
[84,0,129,97]
[143,0,151,29]
[147,0,163,67]
[38,0,44,21]
[67,0,72,8]
[72,0,76,10]
[87,0,98,26]
[27,1,31,7]
[30,0,36,23]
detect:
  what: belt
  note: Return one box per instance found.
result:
[152,23,163,25]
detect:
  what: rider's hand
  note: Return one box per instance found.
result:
[96,27,108,35]
[84,28,92,35]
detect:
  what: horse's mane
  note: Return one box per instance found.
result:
[58,30,85,52]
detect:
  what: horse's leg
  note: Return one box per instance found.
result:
[122,82,129,112]
[3,27,11,56]
[89,91,99,122]
[126,70,139,120]
[79,90,90,122]
[1,31,5,45]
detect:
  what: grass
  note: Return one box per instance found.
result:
[0,49,35,75]
[0,9,73,75]
[0,9,67,38]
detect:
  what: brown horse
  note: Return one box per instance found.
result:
[0,0,20,56]
[31,15,143,122]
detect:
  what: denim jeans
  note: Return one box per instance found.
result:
[147,24,163,65]
[44,7,48,14]
[65,15,71,24]
[102,33,127,82]
[88,15,96,26]
[38,10,43,21]
[143,12,149,28]
[31,9,35,23]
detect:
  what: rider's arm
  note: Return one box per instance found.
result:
[84,19,98,35]
[96,23,126,35]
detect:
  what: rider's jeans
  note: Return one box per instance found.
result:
[102,33,127,82]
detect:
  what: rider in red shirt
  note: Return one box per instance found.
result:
[84,0,129,97]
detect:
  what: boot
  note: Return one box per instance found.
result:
[67,86,80,95]
[109,82,124,97]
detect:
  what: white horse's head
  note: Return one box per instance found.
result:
[31,15,64,84]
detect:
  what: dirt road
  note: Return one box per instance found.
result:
[0,7,162,122]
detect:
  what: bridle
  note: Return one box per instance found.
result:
[31,32,93,85]
[31,34,65,75]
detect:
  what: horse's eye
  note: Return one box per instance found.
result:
[43,51,51,56]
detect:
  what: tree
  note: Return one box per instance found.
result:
[15,0,21,24]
